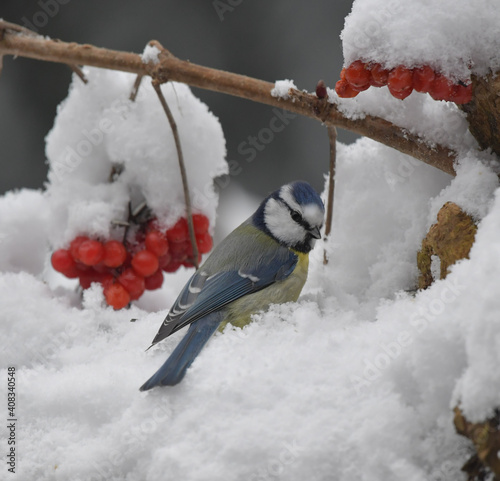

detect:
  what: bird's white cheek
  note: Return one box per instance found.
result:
[264,199,306,245]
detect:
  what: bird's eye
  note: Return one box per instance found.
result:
[290,210,302,223]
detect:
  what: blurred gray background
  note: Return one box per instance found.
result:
[0,0,358,198]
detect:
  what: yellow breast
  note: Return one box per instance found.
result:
[220,251,309,330]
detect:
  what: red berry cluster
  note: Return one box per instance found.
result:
[335,60,472,104]
[50,214,213,309]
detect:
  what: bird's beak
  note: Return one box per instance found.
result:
[309,226,322,239]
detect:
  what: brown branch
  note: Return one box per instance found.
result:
[460,72,500,158]
[454,406,500,480]
[0,20,457,176]
[129,74,144,102]
[68,64,88,84]
[323,125,337,265]
[151,80,199,269]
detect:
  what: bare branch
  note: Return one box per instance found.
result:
[129,74,144,102]
[68,64,88,84]
[0,20,457,176]
[151,80,199,269]
[323,125,337,265]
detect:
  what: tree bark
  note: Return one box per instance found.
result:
[0,21,457,176]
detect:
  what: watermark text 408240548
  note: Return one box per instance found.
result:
[7,366,17,474]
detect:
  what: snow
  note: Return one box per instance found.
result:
[271,79,298,100]
[45,67,227,247]
[2,2,500,479]
[2,135,500,480]
[330,85,480,154]
[341,0,500,81]
[141,44,161,65]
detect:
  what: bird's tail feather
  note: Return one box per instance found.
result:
[139,313,222,391]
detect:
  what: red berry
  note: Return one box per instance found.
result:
[144,269,164,290]
[429,74,454,101]
[134,229,146,245]
[103,240,127,268]
[118,268,145,300]
[192,214,210,235]
[162,260,182,273]
[92,262,108,273]
[51,249,79,278]
[167,218,189,243]
[196,232,213,254]
[344,60,371,90]
[449,83,472,104]
[98,273,114,288]
[145,230,169,257]
[413,65,435,93]
[387,66,414,100]
[79,270,98,289]
[369,63,389,87]
[169,240,189,261]
[69,236,89,261]
[104,283,130,310]
[335,79,359,98]
[131,250,159,277]
[158,253,172,270]
[79,270,114,290]
[351,82,370,93]
[78,240,104,266]
[79,273,93,290]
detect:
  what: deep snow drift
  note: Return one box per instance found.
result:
[2,134,500,480]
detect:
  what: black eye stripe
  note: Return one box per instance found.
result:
[282,202,310,229]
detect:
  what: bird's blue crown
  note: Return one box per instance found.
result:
[252,181,324,252]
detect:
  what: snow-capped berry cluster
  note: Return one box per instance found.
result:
[335,60,472,104]
[50,214,213,309]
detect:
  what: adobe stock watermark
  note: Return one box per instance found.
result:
[189,107,297,212]
[21,0,71,33]
[213,0,243,21]
[350,275,465,394]
[384,156,422,191]
[51,95,138,182]
[248,439,305,481]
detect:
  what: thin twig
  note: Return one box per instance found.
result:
[0,20,39,37]
[0,21,458,176]
[68,64,88,84]
[130,74,143,101]
[151,79,199,269]
[323,125,337,265]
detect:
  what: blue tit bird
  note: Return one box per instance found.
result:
[139,181,324,390]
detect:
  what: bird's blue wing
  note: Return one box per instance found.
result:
[150,246,298,345]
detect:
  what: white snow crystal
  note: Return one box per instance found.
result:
[341,0,500,80]
[45,67,227,247]
[1,136,499,480]
[141,44,161,65]
[271,79,298,99]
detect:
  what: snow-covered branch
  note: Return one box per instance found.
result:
[0,20,456,176]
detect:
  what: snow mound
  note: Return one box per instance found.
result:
[2,137,500,480]
[341,0,500,81]
[0,189,49,276]
[45,67,227,247]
